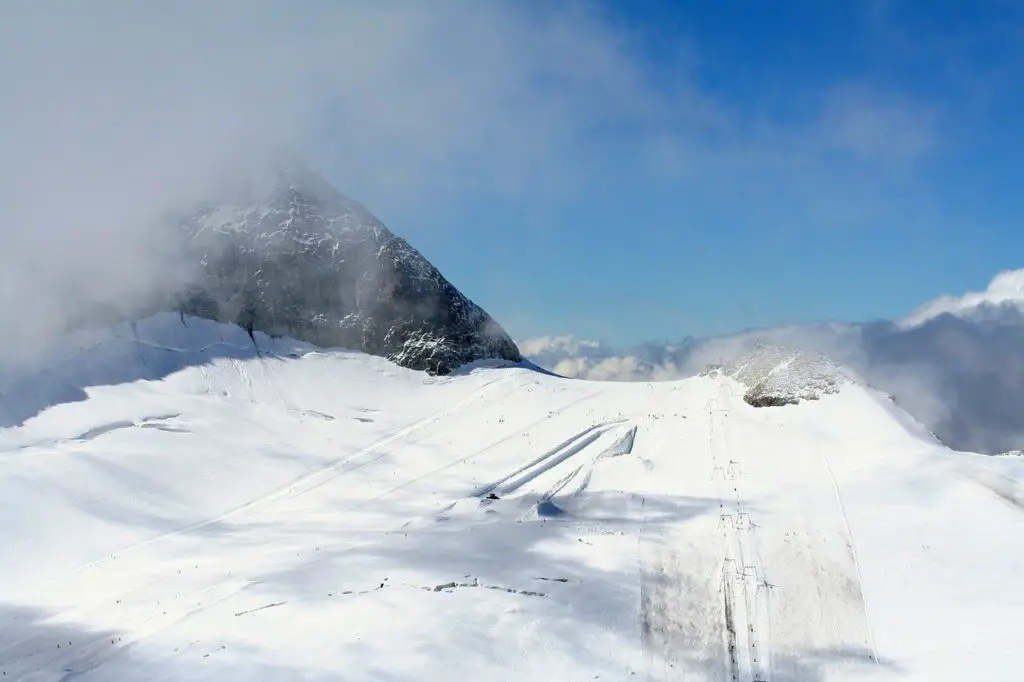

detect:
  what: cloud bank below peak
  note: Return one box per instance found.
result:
[520,269,1024,456]
[902,268,1024,329]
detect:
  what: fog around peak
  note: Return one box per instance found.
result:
[0,2,669,362]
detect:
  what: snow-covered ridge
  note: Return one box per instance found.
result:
[0,314,306,431]
[0,313,530,433]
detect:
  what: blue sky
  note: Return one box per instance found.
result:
[314,1,1024,346]
[4,2,1021,350]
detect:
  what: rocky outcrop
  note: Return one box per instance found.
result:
[174,160,521,374]
[725,344,849,408]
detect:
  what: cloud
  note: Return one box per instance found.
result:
[517,334,721,382]
[0,2,949,367]
[516,336,678,382]
[517,335,613,364]
[902,268,1024,328]
[520,324,866,382]
[0,2,687,362]
[0,3,313,359]
[522,285,1024,456]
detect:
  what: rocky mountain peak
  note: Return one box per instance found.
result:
[175,159,521,374]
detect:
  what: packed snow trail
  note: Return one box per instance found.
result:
[710,382,770,682]
[2,319,1024,680]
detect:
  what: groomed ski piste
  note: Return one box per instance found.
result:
[2,314,1023,681]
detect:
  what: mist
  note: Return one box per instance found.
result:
[520,296,1024,455]
[0,2,668,363]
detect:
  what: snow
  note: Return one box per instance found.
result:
[2,317,1023,681]
[902,268,1024,328]
[722,344,852,407]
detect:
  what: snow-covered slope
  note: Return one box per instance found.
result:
[1,318,1022,681]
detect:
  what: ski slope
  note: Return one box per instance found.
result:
[1,316,1023,681]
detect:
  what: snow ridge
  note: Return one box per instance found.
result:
[719,343,852,407]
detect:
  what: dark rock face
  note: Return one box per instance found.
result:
[743,391,800,409]
[175,161,521,374]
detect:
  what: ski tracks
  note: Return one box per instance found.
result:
[371,388,608,506]
[18,373,515,600]
[710,382,771,682]
[820,447,879,664]
[1,374,519,680]
[540,424,638,502]
[473,420,635,502]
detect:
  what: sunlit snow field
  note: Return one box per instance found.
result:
[1,315,1022,681]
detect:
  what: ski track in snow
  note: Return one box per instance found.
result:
[2,328,1023,681]
[376,388,608,509]
[26,371,514,592]
[473,418,628,498]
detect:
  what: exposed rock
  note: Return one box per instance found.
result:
[725,343,849,408]
[174,159,521,375]
[743,391,800,408]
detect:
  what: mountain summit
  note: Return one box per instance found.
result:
[174,159,521,374]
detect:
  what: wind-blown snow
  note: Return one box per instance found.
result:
[1,317,1022,681]
[901,268,1024,329]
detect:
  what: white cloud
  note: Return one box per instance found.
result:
[902,268,1024,328]
[521,272,1024,455]
[517,335,609,359]
[0,3,687,361]
[519,324,865,382]
[0,2,949,367]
